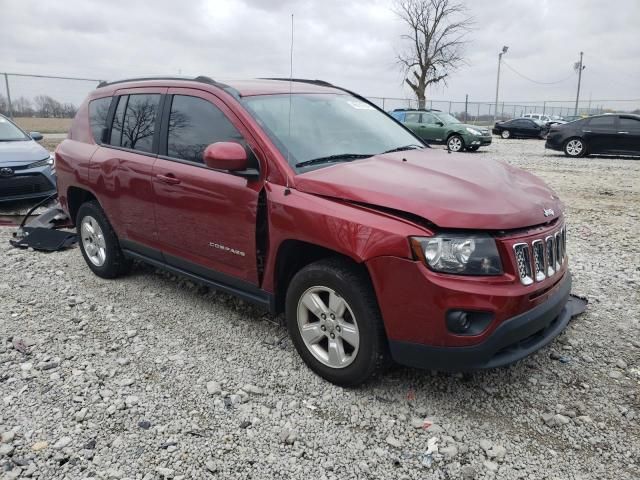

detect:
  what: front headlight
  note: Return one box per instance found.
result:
[465,127,482,136]
[410,234,503,275]
[27,155,54,169]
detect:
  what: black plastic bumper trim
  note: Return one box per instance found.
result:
[389,272,572,371]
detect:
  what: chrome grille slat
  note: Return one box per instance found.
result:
[545,235,555,277]
[532,240,545,282]
[513,243,533,285]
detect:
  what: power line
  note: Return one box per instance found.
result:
[501,60,575,85]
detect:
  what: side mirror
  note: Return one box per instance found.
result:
[30,131,43,141]
[203,142,248,171]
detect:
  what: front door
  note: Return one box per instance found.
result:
[420,112,446,143]
[152,88,264,285]
[616,116,640,154]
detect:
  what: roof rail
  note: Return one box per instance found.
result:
[259,77,336,88]
[96,75,240,97]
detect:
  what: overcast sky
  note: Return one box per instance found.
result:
[1,0,639,110]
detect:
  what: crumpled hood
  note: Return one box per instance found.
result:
[295,149,563,230]
[0,140,50,166]
[458,123,490,133]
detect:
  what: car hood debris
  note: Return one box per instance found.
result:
[295,149,563,230]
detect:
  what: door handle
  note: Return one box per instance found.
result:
[156,173,181,185]
[617,131,629,134]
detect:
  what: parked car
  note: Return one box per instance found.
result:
[561,115,584,123]
[390,108,492,152]
[56,77,571,386]
[0,114,56,202]
[522,113,552,123]
[546,113,640,157]
[492,118,549,139]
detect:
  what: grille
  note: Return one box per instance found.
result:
[0,174,54,198]
[513,226,566,285]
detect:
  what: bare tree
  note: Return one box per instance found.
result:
[395,0,473,108]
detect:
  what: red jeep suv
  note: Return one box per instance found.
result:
[56,76,571,386]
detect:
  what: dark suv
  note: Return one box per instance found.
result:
[56,76,571,386]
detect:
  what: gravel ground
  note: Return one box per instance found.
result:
[1,138,639,479]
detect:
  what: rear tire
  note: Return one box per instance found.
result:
[285,258,389,387]
[501,130,511,139]
[76,201,131,279]
[447,134,464,152]
[563,137,586,157]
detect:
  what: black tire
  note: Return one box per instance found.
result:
[447,134,465,152]
[465,145,480,152]
[563,137,587,158]
[76,201,131,279]
[501,130,511,139]
[285,258,389,387]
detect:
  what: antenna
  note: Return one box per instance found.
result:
[284,13,294,195]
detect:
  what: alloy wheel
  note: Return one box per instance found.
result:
[80,215,107,267]
[501,130,511,139]
[448,136,463,152]
[296,286,360,369]
[566,139,583,156]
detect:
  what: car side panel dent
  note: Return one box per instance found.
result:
[261,182,426,293]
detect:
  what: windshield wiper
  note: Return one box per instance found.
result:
[295,153,373,168]
[381,144,424,154]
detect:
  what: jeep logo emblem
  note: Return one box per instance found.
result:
[543,208,555,217]
[0,167,14,177]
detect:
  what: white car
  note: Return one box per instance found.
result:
[522,113,566,126]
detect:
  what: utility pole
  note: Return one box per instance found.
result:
[3,73,13,119]
[493,46,508,122]
[464,94,468,122]
[574,52,585,116]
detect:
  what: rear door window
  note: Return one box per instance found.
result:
[588,116,615,129]
[404,112,420,123]
[166,95,244,163]
[121,94,161,153]
[88,97,112,143]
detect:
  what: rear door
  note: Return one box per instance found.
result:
[583,116,617,153]
[401,112,424,138]
[88,88,164,251]
[616,116,640,154]
[152,88,265,285]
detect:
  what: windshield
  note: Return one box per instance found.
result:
[242,93,422,170]
[435,112,461,125]
[0,116,29,141]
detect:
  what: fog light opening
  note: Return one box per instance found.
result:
[446,310,494,336]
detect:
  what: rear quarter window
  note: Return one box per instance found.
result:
[88,97,112,143]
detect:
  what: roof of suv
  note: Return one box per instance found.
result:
[95,76,344,97]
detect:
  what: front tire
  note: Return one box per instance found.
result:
[447,134,464,152]
[501,130,511,139]
[76,201,131,279]
[564,137,586,157]
[285,258,389,386]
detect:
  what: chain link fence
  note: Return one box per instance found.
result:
[1,72,638,131]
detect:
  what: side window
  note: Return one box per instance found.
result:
[109,95,128,146]
[121,94,161,153]
[588,116,615,129]
[422,114,436,125]
[88,97,112,143]
[167,95,244,163]
[404,112,420,123]
[619,117,640,130]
